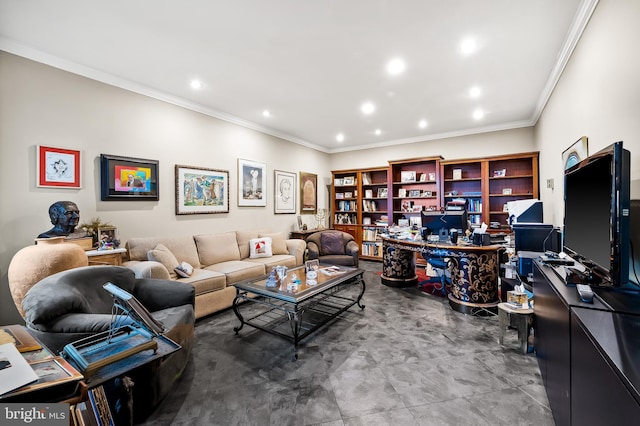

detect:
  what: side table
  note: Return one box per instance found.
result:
[289,229,326,240]
[498,302,534,354]
[86,248,127,266]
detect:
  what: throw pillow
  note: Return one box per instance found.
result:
[259,232,288,255]
[320,232,345,255]
[174,261,194,278]
[147,244,180,279]
[249,237,273,258]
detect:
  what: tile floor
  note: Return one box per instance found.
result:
[142,261,554,425]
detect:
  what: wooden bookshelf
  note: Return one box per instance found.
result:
[440,152,539,230]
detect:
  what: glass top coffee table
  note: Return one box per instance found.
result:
[232,264,365,359]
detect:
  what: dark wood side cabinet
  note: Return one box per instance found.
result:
[533,260,640,426]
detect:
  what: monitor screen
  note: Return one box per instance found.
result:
[563,141,630,286]
[421,210,468,234]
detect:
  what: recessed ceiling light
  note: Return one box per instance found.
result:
[469,86,481,98]
[336,133,345,142]
[190,79,202,90]
[262,110,271,117]
[460,38,477,55]
[361,102,375,115]
[473,109,484,120]
[387,58,406,75]
[375,129,382,136]
[418,120,428,129]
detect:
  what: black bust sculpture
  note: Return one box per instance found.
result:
[37,201,80,239]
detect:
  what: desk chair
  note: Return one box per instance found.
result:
[419,250,450,296]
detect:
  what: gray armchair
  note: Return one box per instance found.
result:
[306,230,359,267]
[22,265,195,419]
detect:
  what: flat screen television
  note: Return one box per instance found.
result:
[563,141,630,287]
[421,210,468,234]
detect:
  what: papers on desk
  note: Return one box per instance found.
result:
[320,266,347,276]
[0,343,39,396]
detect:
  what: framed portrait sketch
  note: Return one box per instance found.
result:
[175,165,229,215]
[238,158,266,207]
[37,145,81,188]
[300,172,317,215]
[274,170,296,214]
[563,136,588,171]
[100,154,159,201]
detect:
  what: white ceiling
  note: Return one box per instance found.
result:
[0,0,597,153]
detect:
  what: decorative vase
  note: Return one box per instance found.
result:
[8,236,88,317]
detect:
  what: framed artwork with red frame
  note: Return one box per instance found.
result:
[37,145,81,189]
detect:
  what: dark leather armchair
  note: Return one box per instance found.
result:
[22,265,195,419]
[306,230,359,267]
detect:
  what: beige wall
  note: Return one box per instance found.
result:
[0,52,331,324]
[535,0,640,225]
[330,127,535,171]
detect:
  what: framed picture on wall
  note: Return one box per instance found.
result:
[175,165,229,214]
[274,170,296,214]
[100,154,159,201]
[238,158,266,207]
[300,172,317,215]
[37,145,81,189]
[562,136,589,170]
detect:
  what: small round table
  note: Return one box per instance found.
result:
[498,302,534,354]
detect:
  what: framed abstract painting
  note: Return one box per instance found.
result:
[100,154,159,201]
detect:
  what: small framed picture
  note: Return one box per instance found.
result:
[502,188,513,195]
[409,190,421,197]
[452,169,462,180]
[398,188,407,198]
[305,259,320,274]
[428,172,436,181]
[422,191,433,197]
[342,176,355,186]
[419,173,427,182]
[400,171,416,182]
[238,158,266,207]
[37,145,81,189]
[493,169,506,177]
[398,218,409,227]
[503,204,509,212]
[377,188,388,198]
[344,192,353,199]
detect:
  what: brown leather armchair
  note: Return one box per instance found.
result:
[305,230,359,267]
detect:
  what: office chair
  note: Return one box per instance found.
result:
[419,249,450,296]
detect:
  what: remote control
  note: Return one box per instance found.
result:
[576,284,594,303]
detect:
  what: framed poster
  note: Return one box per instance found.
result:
[562,136,589,171]
[175,165,229,214]
[300,172,317,215]
[100,154,159,201]
[37,145,81,188]
[238,158,266,207]
[274,170,296,214]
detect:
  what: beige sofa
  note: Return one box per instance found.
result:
[123,229,306,319]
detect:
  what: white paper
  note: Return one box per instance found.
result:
[0,342,39,396]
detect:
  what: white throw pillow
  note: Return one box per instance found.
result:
[249,237,273,258]
[174,261,194,278]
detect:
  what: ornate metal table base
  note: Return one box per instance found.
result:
[233,271,365,360]
[381,241,418,288]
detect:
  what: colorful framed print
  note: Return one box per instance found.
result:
[238,158,266,207]
[274,170,296,214]
[100,154,159,201]
[175,165,229,214]
[37,145,81,188]
[562,136,588,171]
[300,171,317,215]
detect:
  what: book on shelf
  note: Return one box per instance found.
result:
[362,172,372,185]
[362,200,377,212]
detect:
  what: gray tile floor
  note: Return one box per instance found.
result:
[142,261,554,425]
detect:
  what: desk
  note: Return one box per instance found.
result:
[381,236,502,314]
